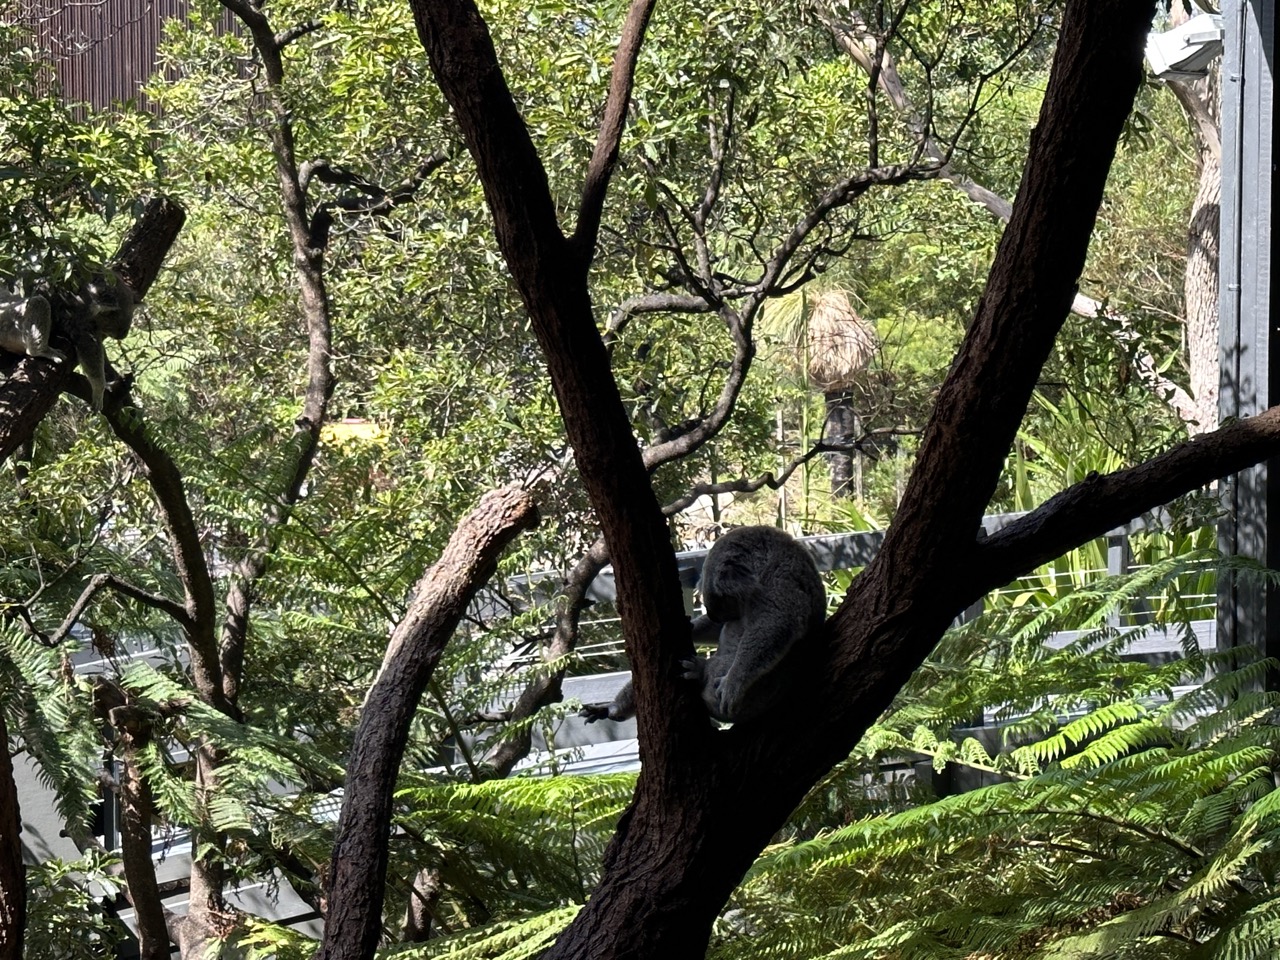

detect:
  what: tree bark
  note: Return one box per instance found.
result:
[401,867,442,942]
[0,711,23,960]
[1170,68,1222,434]
[822,390,856,498]
[0,196,184,464]
[114,726,171,959]
[316,487,538,960]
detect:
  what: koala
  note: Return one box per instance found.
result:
[61,269,140,410]
[581,525,826,725]
[0,286,64,362]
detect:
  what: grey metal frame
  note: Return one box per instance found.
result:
[1218,0,1277,658]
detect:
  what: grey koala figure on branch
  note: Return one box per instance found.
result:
[0,287,64,362]
[0,270,139,410]
[61,270,140,410]
[581,525,826,725]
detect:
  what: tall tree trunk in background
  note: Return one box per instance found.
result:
[1183,144,1220,432]
[1169,2,1222,434]
[1172,77,1221,433]
[823,390,856,497]
[0,711,23,960]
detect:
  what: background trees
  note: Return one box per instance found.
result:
[0,0,1269,957]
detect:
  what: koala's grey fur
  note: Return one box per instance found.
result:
[1,270,139,410]
[0,287,64,362]
[62,270,140,410]
[581,525,826,725]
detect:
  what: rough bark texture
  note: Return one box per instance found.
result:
[409,2,1194,957]
[1170,66,1222,434]
[116,732,171,959]
[822,390,856,498]
[316,487,538,960]
[402,867,442,942]
[0,710,23,960]
[0,196,184,464]
[1180,148,1220,431]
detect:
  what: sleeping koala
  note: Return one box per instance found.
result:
[582,525,826,725]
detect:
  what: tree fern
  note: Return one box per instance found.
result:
[0,623,100,838]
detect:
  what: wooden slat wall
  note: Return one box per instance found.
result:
[10,0,235,111]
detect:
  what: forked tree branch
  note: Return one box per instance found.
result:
[47,573,191,646]
[102,397,228,716]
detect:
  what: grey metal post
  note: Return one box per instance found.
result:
[1218,0,1277,659]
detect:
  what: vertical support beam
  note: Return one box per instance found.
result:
[1218,0,1277,658]
[1107,533,1132,628]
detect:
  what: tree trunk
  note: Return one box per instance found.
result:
[1169,63,1222,434]
[117,747,171,959]
[822,389,856,497]
[0,711,23,960]
[1184,148,1220,432]
[402,867,442,942]
[403,1,1280,957]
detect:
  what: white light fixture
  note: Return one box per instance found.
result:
[1146,12,1225,81]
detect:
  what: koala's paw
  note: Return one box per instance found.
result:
[579,704,613,724]
[679,657,705,682]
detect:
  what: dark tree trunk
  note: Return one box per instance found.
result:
[0,711,23,960]
[117,747,171,959]
[822,389,856,497]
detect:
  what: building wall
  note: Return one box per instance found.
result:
[12,0,232,110]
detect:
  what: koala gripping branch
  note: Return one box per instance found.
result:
[0,196,185,463]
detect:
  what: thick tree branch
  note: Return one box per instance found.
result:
[92,683,172,960]
[978,406,1280,587]
[317,487,538,960]
[410,0,701,776]
[1168,78,1221,162]
[102,396,228,716]
[869,0,1155,577]
[603,292,714,352]
[217,0,337,709]
[572,0,658,259]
